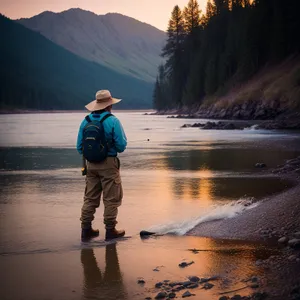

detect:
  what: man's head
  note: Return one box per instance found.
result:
[85,90,121,112]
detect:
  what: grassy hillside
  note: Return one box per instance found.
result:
[195,57,300,119]
[0,14,153,111]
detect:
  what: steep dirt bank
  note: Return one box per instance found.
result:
[154,57,300,123]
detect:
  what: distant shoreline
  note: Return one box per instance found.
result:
[0,109,154,115]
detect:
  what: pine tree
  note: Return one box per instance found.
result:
[206,0,217,22]
[183,0,201,33]
[153,77,161,110]
[162,5,186,107]
[153,65,167,110]
[213,0,230,14]
[162,5,185,70]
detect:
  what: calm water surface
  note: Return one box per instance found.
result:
[1,111,300,300]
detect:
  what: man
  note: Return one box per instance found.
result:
[77,90,127,241]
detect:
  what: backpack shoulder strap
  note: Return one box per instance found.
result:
[85,115,92,123]
[100,113,113,124]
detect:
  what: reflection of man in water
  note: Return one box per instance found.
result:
[81,244,127,300]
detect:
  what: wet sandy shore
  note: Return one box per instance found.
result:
[188,161,300,299]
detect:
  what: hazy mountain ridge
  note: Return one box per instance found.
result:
[0,14,153,111]
[18,9,166,82]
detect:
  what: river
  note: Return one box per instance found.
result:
[1,111,300,300]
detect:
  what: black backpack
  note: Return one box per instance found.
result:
[82,114,113,163]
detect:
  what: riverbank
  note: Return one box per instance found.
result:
[0,109,152,114]
[188,157,300,300]
[148,111,300,130]
[151,57,300,124]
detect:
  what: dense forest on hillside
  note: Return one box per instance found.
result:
[0,14,153,111]
[153,0,300,116]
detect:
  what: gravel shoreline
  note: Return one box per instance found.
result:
[187,158,300,300]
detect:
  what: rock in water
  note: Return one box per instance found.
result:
[140,230,156,237]
[155,291,167,299]
[137,279,145,284]
[255,163,266,168]
[178,261,194,268]
[223,123,236,130]
[182,291,194,298]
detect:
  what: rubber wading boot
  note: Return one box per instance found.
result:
[81,227,99,241]
[105,228,125,240]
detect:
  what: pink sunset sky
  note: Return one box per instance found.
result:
[0,0,207,31]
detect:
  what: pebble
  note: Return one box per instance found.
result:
[199,277,210,283]
[172,286,184,292]
[278,236,288,244]
[155,282,163,288]
[137,279,146,284]
[251,276,259,282]
[145,297,152,300]
[294,232,300,239]
[188,283,199,289]
[250,283,259,289]
[179,261,194,268]
[169,282,180,287]
[182,291,194,298]
[288,238,300,248]
[168,293,176,298]
[155,291,167,299]
[219,297,229,300]
[181,281,193,287]
[188,276,200,282]
[203,282,214,289]
[288,255,297,261]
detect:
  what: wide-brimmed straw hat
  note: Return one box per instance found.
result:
[85,90,122,111]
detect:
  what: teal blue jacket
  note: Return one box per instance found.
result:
[76,111,127,156]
